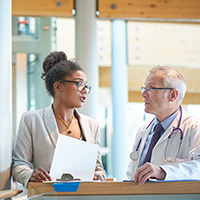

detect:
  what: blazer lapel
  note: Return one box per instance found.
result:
[74,109,93,143]
[43,105,59,147]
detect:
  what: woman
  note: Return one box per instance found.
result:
[12,51,106,188]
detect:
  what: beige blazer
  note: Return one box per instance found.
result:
[12,105,106,188]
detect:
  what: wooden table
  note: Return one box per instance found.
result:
[28,181,200,199]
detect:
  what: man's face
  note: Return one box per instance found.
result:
[142,73,169,121]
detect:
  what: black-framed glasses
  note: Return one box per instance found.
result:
[141,87,174,94]
[60,80,91,94]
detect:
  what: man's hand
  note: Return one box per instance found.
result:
[134,162,166,185]
[29,167,52,182]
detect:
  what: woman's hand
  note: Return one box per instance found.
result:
[93,173,104,181]
[29,167,52,182]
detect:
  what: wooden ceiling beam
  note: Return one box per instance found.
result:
[12,0,200,19]
[99,66,200,104]
[99,66,200,93]
[12,0,74,17]
[128,91,200,104]
[98,0,200,19]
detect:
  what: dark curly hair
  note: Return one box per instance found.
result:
[41,51,83,97]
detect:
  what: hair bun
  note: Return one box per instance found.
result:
[41,51,67,79]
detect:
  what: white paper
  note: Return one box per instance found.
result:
[49,134,99,181]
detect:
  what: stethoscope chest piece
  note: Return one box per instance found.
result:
[130,151,139,161]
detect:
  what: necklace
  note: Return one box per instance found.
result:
[52,106,74,134]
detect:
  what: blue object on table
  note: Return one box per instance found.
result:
[52,182,80,192]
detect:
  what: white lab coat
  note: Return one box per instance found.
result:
[127,107,200,180]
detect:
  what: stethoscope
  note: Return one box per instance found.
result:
[130,106,183,163]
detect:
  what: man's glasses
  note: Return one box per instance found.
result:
[141,87,174,94]
[60,80,91,94]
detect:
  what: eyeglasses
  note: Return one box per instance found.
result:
[60,80,91,94]
[141,87,174,94]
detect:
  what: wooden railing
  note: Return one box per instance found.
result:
[28,181,200,197]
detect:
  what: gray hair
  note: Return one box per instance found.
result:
[149,66,186,104]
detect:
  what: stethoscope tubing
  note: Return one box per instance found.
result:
[135,138,142,151]
[130,106,183,162]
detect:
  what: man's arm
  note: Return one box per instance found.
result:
[160,160,200,180]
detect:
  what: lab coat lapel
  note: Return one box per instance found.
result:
[138,123,153,157]
[156,108,181,145]
[43,105,59,147]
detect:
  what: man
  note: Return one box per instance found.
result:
[127,66,200,185]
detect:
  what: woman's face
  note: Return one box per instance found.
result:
[56,70,89,108]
